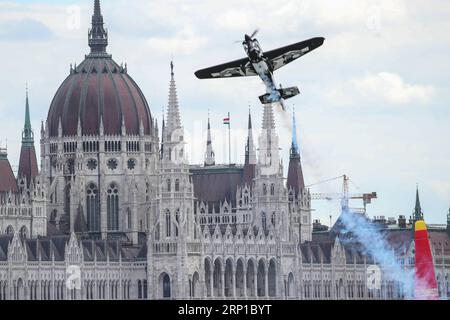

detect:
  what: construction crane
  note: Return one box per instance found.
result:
[307,175,377,215]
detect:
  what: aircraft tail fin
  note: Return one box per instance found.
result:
[414,220,439,300]
[258,86,300,105]
[279,86,300,100]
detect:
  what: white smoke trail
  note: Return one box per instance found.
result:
[338,202,416,299]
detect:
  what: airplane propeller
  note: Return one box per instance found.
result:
[233,29,260,43]
[250,28,259,39]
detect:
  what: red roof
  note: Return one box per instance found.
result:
[0,155,18,193]
[287,155,305,196]
[18,145,38,186]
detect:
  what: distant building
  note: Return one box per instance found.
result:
[0,0,449,300]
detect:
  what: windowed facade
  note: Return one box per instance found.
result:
[86,183,100,232]
[165,210,171,237]
[107,183,119,231]
[261,212,267,231]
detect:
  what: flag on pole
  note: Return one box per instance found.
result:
[223,116,230,125]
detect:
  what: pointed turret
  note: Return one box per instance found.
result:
[287,109,305,196]
[88,0,109,55]
[258,103,279,170]
[18,88,39,187]
[243,109,256,186]
[162,61,185,164]
[413,186,424,221]
[165,61,182,136]
[291,109,300,157]
[22,87,34,146]
[245,109,256,165]
[160,115,165,160]
[204,116,215,167]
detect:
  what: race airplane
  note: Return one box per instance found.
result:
[194,30,325,111]
[414,220,439,300]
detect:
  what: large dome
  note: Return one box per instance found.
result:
[46,1,152,137]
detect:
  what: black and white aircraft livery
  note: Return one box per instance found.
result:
[195,30,325,111]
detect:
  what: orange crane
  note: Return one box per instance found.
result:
[307,175,377,215]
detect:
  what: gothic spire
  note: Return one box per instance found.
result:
[245,108,256,165]
[22,86,34,146]
[88,0,108,55]
[287,107,305,195]
[413,185,424,221]
[18,86,39,187]
[165,61,182,135]
[204,116,215,167]
[290,108,300,158]
[258,103,279,169]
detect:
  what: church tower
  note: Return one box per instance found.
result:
[254,104,289,240]
[413,186,424,222]
[204,116,215,166]
[243,109,256,186]
[287,110,312,243]
[148,62,199,300]
[18,88,39,189]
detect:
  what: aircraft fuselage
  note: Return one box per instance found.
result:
[244,36,283,107]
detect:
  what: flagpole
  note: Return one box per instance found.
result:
[228,112,231,166]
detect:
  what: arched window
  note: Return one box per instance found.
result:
[6,225,14,235]
[50,210,57,222]
[162,274,171,298]
[175,209,180,237]
[137,280,142,299]
[167,179,171,192]
[19,226,28,239]
[271,212,276,226]
[263,184,267,196]
[165,210,171,237]
[145,183,150,202]
[261,212,267,231]
[270,184,275,196]
[175,179,180,192]
[127,208,132,229]
[64,184,71,219]
[86,183,100,232]
[143,280,148,299]
[155,223,160,241]
[107,183,119,231]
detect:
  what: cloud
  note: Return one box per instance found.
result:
[354,72,436,104]
[430,180,450,202]
[327,72,436,106]
[0,18,53,41]
[145,27,207,56]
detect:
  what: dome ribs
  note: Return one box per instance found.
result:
[59,73,82,136]
[124,75,152,135]
[82,63,101,135]
[119,71,141,136]
[47,77,71,137]
[102,60,122,136]
[70,61,92,135]
[113,69,137,135]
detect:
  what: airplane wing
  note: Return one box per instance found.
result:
[264,37,325,71]
[195,57,257,79]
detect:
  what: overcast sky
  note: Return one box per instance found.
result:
[0,0,449,226]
